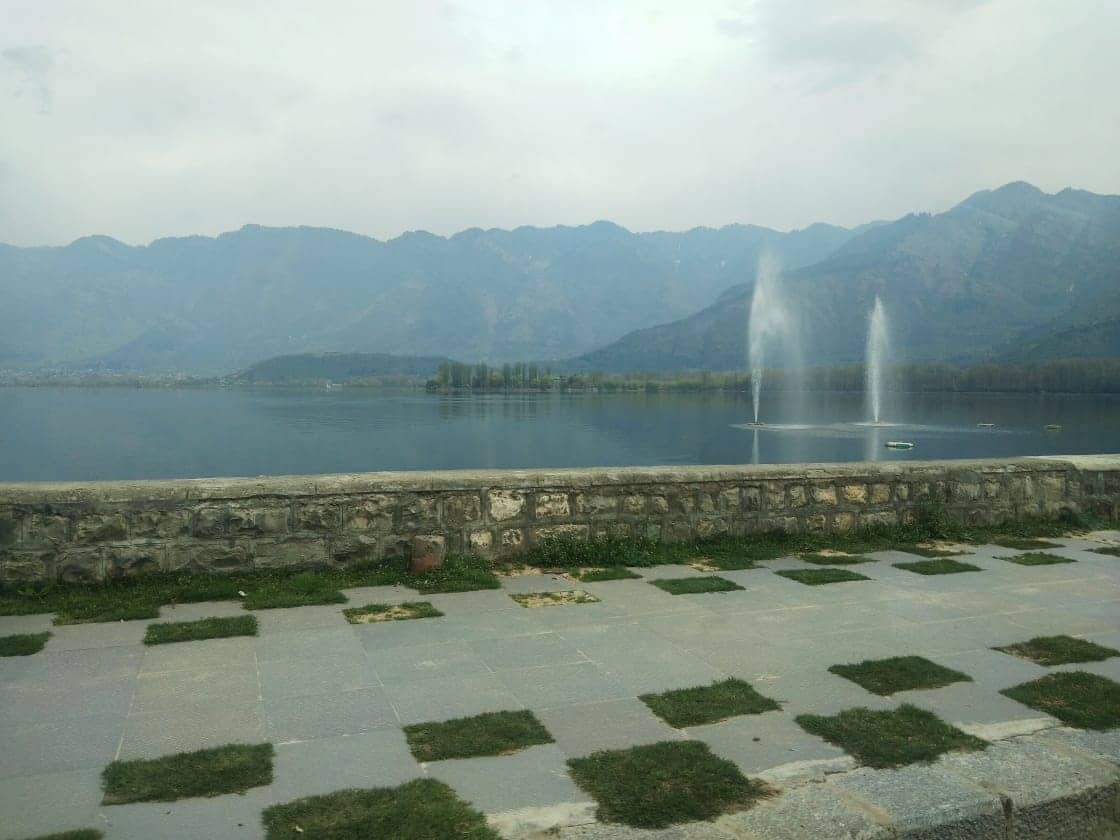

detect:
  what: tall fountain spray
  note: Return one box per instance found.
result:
[747,258,794,424]
[865,296,889,425]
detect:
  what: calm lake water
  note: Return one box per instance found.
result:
[0,387,1117,482]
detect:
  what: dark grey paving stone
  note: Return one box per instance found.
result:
[366,640,491,684]
[427,743,587,813]
[258,654,378,700]
[722,781,892,839]
[264,686,397,742]
[500,573,580,593]
[18,645,144,686]
[1006,607,1118,637]
[253,603,351,632]
[497,661,631,709]
[425,589,523,614]
[100,786,271,839]
[936,648,1049,691]
[0,677,136,725]
[0,767,103,839]
[828,764,1005,838]
[272,729,421,802]
[688,710,848,774]
[140,636,256,674]
[158,600,247,621]
[521,601,634,628]
[384,673,525,725]
[0,613,55,635]
[118,700,265,759]
[0,713,125,778]
[441,609,542,642]
[131,665,260,715]
[254,626,365,663]
[354,616,465,651]
[880,589,1030,622]
[595,646,727,696]
[469,631,589,671]
[536,698,684,758]
[751,668,898,717]
[46,620,151,651]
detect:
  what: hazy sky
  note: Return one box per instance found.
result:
[2,0,1118,246]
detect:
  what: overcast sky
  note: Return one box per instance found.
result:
[2,0,1118,247]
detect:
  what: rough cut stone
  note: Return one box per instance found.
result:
[489,490,526,521]
[536,493,571,519]
[811,485,838,506]
[409,535,447,572]
[577,494,618,516]
[468,529,493,550]
[869,483,891,504]
[842,484,868,503]
[74,514,128,544]
[442,494,482,525]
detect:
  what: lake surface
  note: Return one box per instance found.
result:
[1,387,1117,481]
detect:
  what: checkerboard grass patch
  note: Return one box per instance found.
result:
[893,558,982,576]
[800,552,872,565]
[828,656,973,696]
[343,602,443,624]
[567,740,770,829]
[1003,552,1076,566]
[1001,672,1120,730]
[894,545,967,558]
[101,743,273,804]
[0,631,50,656]
[509,589,600,607]
[991,537,1062,550]
[243,572,347,610]
[795,704,986,768]
[576,567,642,582]
[17,831,103,840]
[994,634,1120,667]
[403,710,553,761]
[640,678,780,727]
[1091,546,1120,557]
[143,615,257,645]
[262,778,498,840]
[775,568,870,586]
[650,576,745,595]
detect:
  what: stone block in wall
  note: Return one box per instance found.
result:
[0,550,51,583]
[869,483,891,505]
[861,510,899,528]
[56,547,104,582]
[805,514,827,532]
[164,540,252,574]
[893,483,909,502]
[953,482,981,502]
[0,508,20,546]
[811,485,837,506]
[697,493,717,514]
[742,486,762,511]
[670,494,695,515]
[910,482,931,501]
[501,528,525,549]
[295,502,343,531]
[104,545,163,578]
[25,514,70,544]
[621,495,645,516]
[536,493,571,519]
[192,506,230,538]
[576,493,618,517]
[228,504,289,535]
[787,485,807,508]
[695,517,728,538]
[74,513,128,544]
[719,488,740,511]
[489,490,526,521]
[346,496,395,532]
[983,480,1002,500]
[410,535,447,573]
[765,483,786,510]
[832,511,856,532]
[130,509,191,539]
[443,494,482,525]
[841,484,868,504]
[647,495,670,514]
[661,521,694,542]
[398,496,440,530]
[251,537,330,570]
[468,530,493,551]
[1039,475,1066,502]
[329,534,381,566]
[533,524,589,542]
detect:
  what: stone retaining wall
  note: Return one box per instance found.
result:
[1,455,1117,584]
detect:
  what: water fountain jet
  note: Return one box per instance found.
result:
[865,295,890,426]
[747,259,797,425]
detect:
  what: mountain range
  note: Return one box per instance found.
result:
[1,181,1117,375]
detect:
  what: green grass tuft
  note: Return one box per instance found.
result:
[1004,552,1076,566]
[893,558,982,575]
[991,537,1062,550]
[101,743,273,804]
[522,534,662,568]
[403,710,553,762]
[577,567,642,582]
[828,656,973,695]
[406,555,502,593]
[1001,671,1120,730]
[650,576,744,595]
[243,572,347,610]
[16,831,104,840]
[796,704,986,768]
[567,740,769,829]
[640,678,780,727]
[343,601,443,624]
[0,631,50,656]
[1091,546,1120,557]
[994,634,1120,667]
[775,568,869,586]
[262,778,498,840]
[799,553,871,565]
[143,615,257,645]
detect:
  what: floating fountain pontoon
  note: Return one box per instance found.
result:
[885,441,914,450]
[1043,424,1062,431]
[976,423,995,428]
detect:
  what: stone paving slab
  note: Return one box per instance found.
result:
[118,699,266,759]
[271,729,421,802]
[99,786,272,840]
[427,743,588,814]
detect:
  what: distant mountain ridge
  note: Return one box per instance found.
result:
[572,183,1120,371]
[0,219,856,374]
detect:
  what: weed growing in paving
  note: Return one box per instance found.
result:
[143,615,257,645]
[775,568,869,586]
[567,740,769,829]
[640,678,780,727]
[799,553,871,565]
[262,778,498,840]
[796,704,986,768]
[650,576,744,595]
[343,602,443,624]
[101,743,273,804]
[404,710,553,761]
[576,567,642,582]
[0,631,50,656]
[828,656,972,695]
[509,590,599,607]
[1004,552,1076,566]
[1001,672,1120,729]
[991,537,1062,550]
[1092,546,1120,557]
[994,635,1120,666]
[17,831,103,840]
[893,558,982,575]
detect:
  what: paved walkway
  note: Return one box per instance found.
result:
[2,535,1119,839]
